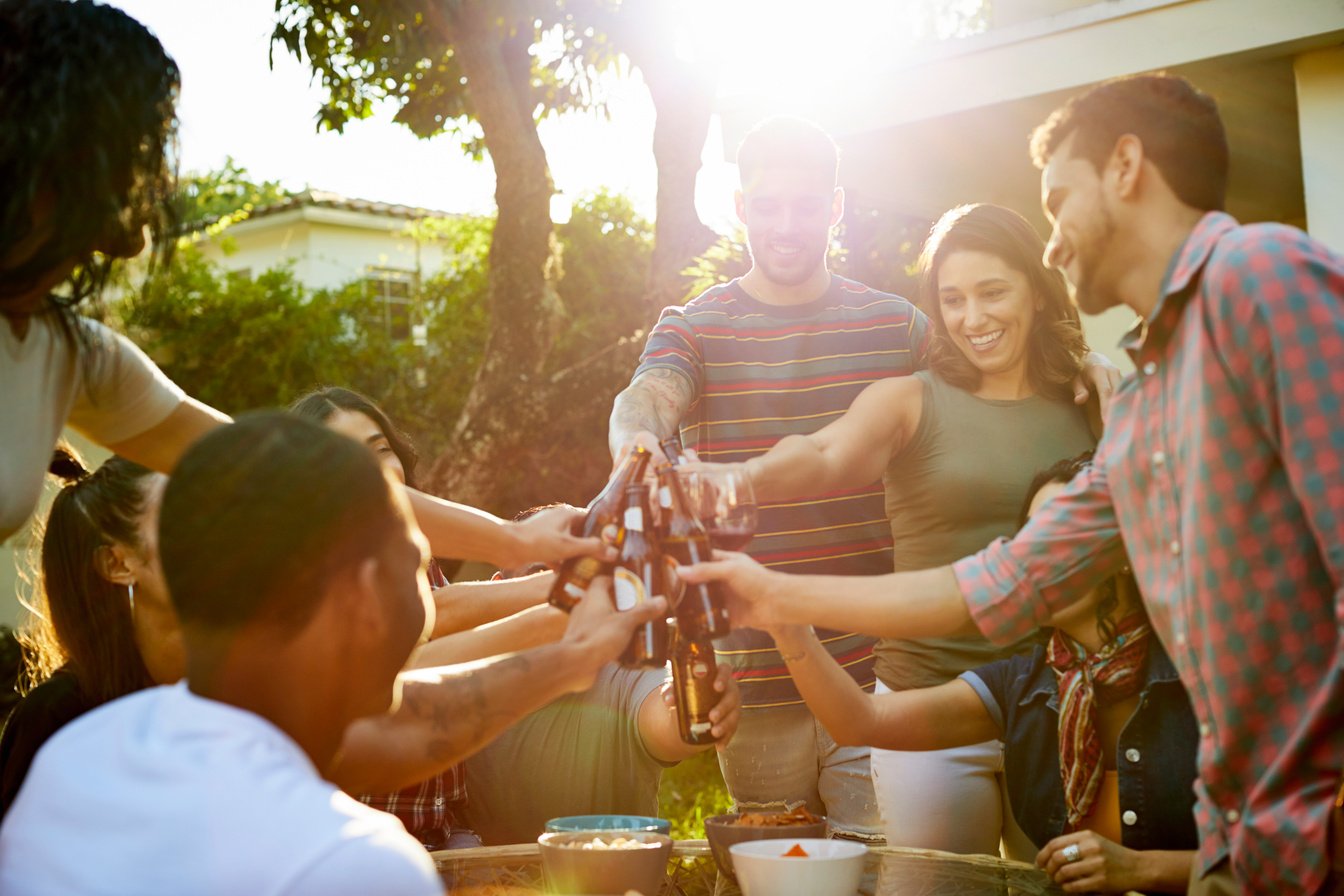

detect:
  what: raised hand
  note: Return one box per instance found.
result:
[676,550,784,632]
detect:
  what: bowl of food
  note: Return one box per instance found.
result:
[729,838,866,896]
[537,831,672,895]
[702,807,828,880]
[544,814,671,836]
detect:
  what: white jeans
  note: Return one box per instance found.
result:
[869,680,1031,857]
[717,703,883,842]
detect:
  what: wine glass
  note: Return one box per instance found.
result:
[679,464,758,551]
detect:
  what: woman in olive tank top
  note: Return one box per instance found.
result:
[736,204,1101,854]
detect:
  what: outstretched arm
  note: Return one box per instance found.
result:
[105,397,229,473]
[742,376,921,503]
[428,571,554,639]
[329,579,665,793]
[771,625,995,750]
[678,550,971,640]
[608,368,696,466]
[405,494,605,571]
[411,603,568,668]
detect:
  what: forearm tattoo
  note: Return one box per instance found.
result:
[612,368,694,441]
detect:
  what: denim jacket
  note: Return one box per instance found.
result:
[961,639,1198,851]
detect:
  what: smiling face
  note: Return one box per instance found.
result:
[1040,135,1122,315]
[935,249,1039,386]
[323,408,407,485]
[736,167,842,289]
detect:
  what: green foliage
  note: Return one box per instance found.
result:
[117,215,494,464]
[271,0,622,158]
[178,157,293,233]
[474,189,656,515]
[658,749,733,841]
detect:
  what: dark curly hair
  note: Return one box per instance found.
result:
[0,0,180,323]
[916,203,1088,404]
[1018,451,1140,647]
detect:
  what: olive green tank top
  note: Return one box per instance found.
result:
[874,370,1095,691]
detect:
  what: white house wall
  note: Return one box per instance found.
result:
[196,206,450,290]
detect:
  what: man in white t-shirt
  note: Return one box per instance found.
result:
[0,413,663,895]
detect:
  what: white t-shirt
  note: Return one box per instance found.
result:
[0,682,444,896]
[0,313,185,544]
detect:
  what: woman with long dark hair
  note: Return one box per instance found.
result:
[700,204,1098,853]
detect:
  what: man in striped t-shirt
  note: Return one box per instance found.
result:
[609,117,927,839]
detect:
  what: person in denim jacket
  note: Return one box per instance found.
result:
[767,453,1197,894]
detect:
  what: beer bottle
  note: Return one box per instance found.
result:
[670,622,720,745]
[547,446,652,611]
[656,464,731,638]
[613,483,669,667]
[659,436,687,466]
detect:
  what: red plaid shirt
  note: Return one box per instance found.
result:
[359,559,469,848]
[358,769,467,849]
[952,212,1344,893]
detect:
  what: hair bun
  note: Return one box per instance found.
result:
[48,444,90,484]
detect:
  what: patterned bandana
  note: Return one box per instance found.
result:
[1047,612,1151,829]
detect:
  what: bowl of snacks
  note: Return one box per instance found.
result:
[729,838,866,896]
[702,806,828,879]
[537,830,672,895]
[544,814,671,836]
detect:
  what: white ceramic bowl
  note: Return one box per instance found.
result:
[729,837,866,896]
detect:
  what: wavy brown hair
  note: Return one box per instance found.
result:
[916,204,1087,403]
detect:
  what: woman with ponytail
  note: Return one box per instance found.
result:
[0,449,181,819]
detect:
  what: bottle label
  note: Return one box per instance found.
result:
[689,721,713,737]
[623,507,644,532]
[613,566,646,611]
[691,659,711,680]
[658,486,672,509]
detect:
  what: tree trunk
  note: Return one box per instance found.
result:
[642,59,718,318]
[607,0,719,320]
[423,4,564,512]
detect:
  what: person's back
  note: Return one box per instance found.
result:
[0,684,439,896]
[0,413,444,894]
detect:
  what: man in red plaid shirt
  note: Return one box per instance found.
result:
[681,73,1344,895]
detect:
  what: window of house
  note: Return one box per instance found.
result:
[365,267,418,342]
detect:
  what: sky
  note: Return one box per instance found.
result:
[106,0,978,231]
[106,0,739,229]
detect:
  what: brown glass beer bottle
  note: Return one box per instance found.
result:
[656,465,731,638]
[547,446,651,611]
[670,623,719,745]
[658,436,686,465]
[613,483,669,667]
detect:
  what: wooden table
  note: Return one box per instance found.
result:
[430,841,1066,895]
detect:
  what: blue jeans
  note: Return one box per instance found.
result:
[716,703,882,842]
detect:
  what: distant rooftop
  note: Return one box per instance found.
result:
[192,189,455,232]
[244,189,454,222]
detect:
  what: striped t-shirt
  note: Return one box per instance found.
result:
[634,275,930,707]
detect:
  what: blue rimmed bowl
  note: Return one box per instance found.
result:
[544,814,671,836]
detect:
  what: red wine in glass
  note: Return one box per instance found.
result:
[708,526,754,552]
